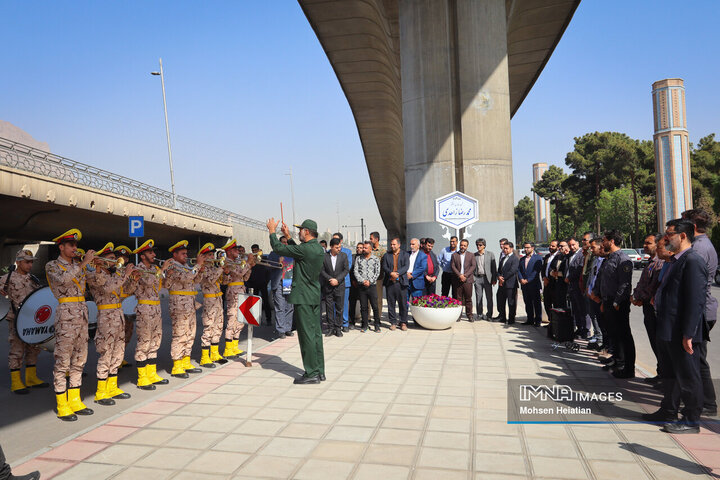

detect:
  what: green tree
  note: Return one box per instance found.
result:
[690,134,720,251]
[514,196,535,244]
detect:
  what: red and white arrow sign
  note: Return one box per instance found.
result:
[237,294,262,326]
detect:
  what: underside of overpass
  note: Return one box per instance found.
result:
[299,0,580,240]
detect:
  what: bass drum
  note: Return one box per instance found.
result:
[0,296,11,321]
[87,300,98,341]
[16,287,58,351]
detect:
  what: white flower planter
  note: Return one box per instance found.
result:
[410,305,462,330]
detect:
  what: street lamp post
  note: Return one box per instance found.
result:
[342,218,365,243]
[151,58,177,209]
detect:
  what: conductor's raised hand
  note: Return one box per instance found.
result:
[267,218,279,234]
[280,221,291,239]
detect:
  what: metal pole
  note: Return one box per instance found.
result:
[157,58,177,209]
[135,237,138,265]
[361,218,364,241]
[286,167,296,236]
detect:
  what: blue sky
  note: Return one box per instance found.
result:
[2,1,718,239]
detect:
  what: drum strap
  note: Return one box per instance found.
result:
[228,281,245,286]
[97,303,121,310]
[204,292,222,298]
[138,299,160,305]
[169,290,197,296]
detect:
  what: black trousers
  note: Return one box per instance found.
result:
[474,275,493,316]
[642,304,663,377]
[658,339,704,423]
[697,340,717,410]
[603,300,634,374]
[441,271,455,297]
[348,285,360,326]
[425,279,436,295]
[385,282,408,325]
[359,285,380,329]
[521,283,542,325]
[324,285,345,331]
[497,287,517,321]
[595,300,612,352]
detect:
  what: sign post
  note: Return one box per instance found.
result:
[434,191,479,240]
[128,216,144,263]
[238,290,262,367]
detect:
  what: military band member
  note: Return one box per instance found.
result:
[114,245,134,367]
[128,239,170,390]
[165,240,204,378]
[197,243,226,367]
[220,239,252,358]
[0,249,48,394]
[86,242,135,405]
[45,229,95,421]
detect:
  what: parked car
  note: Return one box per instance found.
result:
[636,248,650,267]
[621,249,643,269]
[535,247,550,257]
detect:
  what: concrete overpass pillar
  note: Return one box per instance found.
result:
[401,0,515,252]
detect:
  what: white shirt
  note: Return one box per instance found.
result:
[545,252,558,276]
[408,250,419,274]
[459,252,466,275]
[330,254,337,270]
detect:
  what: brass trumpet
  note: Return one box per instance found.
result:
[189,250,226,267]
[155,259,198,275]
[241,251,283,269]
[92,257,126,269]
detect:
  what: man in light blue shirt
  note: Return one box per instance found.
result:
[438,236,458,297]
[333,233,353,332]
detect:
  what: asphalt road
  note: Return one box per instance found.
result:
[0,291,278,464]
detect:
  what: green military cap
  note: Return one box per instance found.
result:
[294,219,318,232]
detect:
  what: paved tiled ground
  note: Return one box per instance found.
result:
[11,319,718,479]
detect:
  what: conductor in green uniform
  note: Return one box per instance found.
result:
[267,217,326,384]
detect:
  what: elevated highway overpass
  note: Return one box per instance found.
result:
[0,137,267,266]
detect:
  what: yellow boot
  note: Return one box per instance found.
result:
[183,355,202,373]
[94,379,115,406]
[222,340,237,359]
[10,369,28,395]
[136,365,156,390]
[24,365,49,388]
[210,344,227,364]
[147,362,169,385]
[55,391,77,421]
[107,375,131,399]
[199,348,215,368]
[67,387,94,415]
[234,340,245,356]
[171,359,189,378]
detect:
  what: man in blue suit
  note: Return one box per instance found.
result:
[332,233,353,332]
[518,242,543,326]
[382,238,410,330]
[642,219,708,434]
[407,238,427,299]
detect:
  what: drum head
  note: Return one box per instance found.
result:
[122,296,138,315]
[0,296,10,321]
[16,287,57,344]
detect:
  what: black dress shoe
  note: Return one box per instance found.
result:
[277,332,286,339]
[662,420,700,434]
[74,407,94,416]
[468,315,475,323]
[137,384,156,390]
[599,356,615,364]
[642,409,677,423]
[13,388,29,395]
[342,327,349,333]
[325,330,335,337]
[293,375,321,385]
[507,320,515,325]
[335,330,343,337]
[491,315,503,321]
[612,370,635,379]
[185,367,202,373]
[374,326,381,332]
[171,372,189,379]
[94,398,115,406]
[521,321,533,325]
[285,331,295,337]
[703,407,718,417]
[643,375,660,384]
[319,374,326,381]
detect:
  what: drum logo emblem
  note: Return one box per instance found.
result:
[35,305,52,324]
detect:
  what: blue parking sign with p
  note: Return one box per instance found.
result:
[129,216,144,238]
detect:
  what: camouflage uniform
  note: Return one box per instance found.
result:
[164,261,201,360]
[45,257,89,392]
[222,262,251,341]
[0,271,42,369]
[127,264,162,363]
[87,269,132,378]
[198,265,224,347]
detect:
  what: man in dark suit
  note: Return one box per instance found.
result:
[541,240,559,321]
[320,238,350,337]
[642,219,708,434]
[495,241,519,324]
[382,238,410,330]
[451,239,478,322]
[423,238,439,295]
[519,242,543,326]
[473,238,497,320]
[550,241,569,309]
